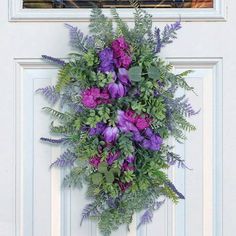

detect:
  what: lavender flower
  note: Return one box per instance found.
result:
[50,149,76,168]
[42,55,66,66]
[137,200,165,228]
[155,21,182,53]
[137,210,153,229]
[36,86,60,105]
[103,127,119,143]
[80,203,100,226]
[165,181,185,199]
[40,137,66,144]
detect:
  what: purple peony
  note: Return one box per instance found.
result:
[103,126,119,143]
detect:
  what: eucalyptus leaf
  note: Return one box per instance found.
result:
[128,66,142,82]
[91,173,103,185]
[105,171,115,183]
[148,66,160,80]
[98,162,108,173]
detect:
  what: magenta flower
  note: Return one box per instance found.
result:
[111,37,132,69]
[89,155,101,168]
[108,82,125,98]
[81,88,100,108]
[81,87,110,109]
[118,181,132,192]
[103,126,119,143]
[122,155,135,171]
[135,116,151,130]
[120,55,132,69]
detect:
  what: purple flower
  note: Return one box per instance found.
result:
[106,152,120,165]
[111,37,132,69]
[142,135,163,151]
[126,155,135,163]
[81,87,110,109]
[132,131,144,142]
[118,68,130,85]
[89,122,106,136]
[103,126,119,143]
[118,181,132,192]
[89,156,101,168]
[99,48,114,73]
[108,82,125,98]
[117,110,138,132]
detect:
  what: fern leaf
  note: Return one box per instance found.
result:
[36,86,60,105]
[42,107,71,121]
[50,149,77,168]
[55,64,72,92]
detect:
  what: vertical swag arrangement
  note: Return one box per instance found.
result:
[38,3,198,236]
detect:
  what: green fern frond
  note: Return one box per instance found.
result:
[43,107,71,121]
[55,64,72,92]
[110,8,131,40]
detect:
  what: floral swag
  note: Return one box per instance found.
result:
[38,3,198,236]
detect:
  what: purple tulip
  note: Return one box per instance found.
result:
[106,151,120,165]
[103,126,119,143]
[89,122,106,136]
[118,68,130,85]
[117,110,138,132]
[108,82,125,98]
[142,135,163,151]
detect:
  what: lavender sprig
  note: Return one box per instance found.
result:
[80,203,100,226]
[165,181,185,199]
[36,86,60,105]
[42,55,66,66]
[167,151,191,169]
[155,21,181,53]
[137,200,165,228]
[50,149,77,168]
[65,24,95,52]
[40,137,66,144]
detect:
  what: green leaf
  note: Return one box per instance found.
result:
[105,171,114,183]
[91,173,103,185]
[98,162,108,173]
[128,66,142,82]
[148,66,160,80]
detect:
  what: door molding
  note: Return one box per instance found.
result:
[9,0,227,22]
[14,58,223,236]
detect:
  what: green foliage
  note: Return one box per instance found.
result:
[40,5,198,236]
[128,66,142,82]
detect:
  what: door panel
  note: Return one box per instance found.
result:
[13,59,222,236]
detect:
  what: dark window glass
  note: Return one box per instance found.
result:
[23,0,214,9]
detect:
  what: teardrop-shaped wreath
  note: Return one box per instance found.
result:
[38,4,198,236]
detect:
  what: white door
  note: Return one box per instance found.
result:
[0,0,235,235]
